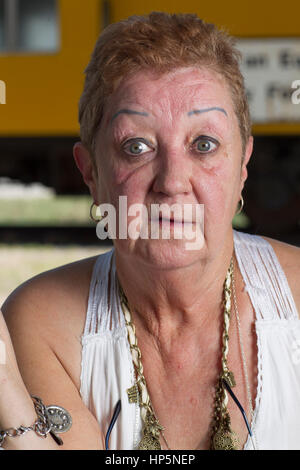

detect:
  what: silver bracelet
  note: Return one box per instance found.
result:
[0,395,72,448]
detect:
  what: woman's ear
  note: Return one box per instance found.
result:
[73,142,99,203]
[240,136,254,192]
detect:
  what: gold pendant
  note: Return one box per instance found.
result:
[226,370,236,388]
[211,410,239,450]
[212,426,239,450]
[138,432,161,450]
[127,385,139,404]
[137,410,163,450]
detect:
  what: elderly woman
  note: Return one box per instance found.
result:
[1,12,300,451]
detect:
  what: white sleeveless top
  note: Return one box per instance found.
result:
[79,230,300,450]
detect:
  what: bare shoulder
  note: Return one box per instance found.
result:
[1,253,100,389]
[261,235,300,316]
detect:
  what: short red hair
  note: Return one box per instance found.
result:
[79,12,251,158]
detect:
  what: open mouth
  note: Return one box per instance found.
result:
[157,215,194,225]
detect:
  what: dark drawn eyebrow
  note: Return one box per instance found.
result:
[111,109,149,123]
[187,107,228,117]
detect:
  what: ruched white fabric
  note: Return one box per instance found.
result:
[79,230,300,450]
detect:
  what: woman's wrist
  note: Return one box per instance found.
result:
[0,388,60,450]
[0,379,37,432]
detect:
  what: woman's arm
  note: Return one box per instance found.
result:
[0,311,59,449]
[0,299,104,450]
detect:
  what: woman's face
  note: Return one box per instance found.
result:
[92,67,253,268]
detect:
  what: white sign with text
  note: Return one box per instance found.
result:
[237,39,300,122]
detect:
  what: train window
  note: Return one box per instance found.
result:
[0,0,4,50]
[0,0,59,53]
[18,0,59,52]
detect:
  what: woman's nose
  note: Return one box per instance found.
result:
[152,149,193,197]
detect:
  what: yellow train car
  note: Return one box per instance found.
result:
[0,0,104,192]
[0,0,299,237]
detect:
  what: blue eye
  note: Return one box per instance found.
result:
[123,139,152,156]
[195,136,218,153]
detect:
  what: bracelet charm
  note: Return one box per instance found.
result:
[46,405,72,434]
[0,396,72,448]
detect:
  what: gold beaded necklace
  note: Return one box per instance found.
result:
[210,257,239,450]
[119,256,239,450]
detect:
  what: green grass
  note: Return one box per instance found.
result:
[0,243,110,307]
[0,196,93,226]
[0,208,251,307]
[232,212,251,229]
[0,195,251,228]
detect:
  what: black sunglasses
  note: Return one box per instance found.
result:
[222,378,253,438]
[105,399,122,450]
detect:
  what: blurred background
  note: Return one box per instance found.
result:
[0,0,299,305]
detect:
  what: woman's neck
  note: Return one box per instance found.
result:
[115,231,234,339]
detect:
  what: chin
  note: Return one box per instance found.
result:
[115,237,207,270]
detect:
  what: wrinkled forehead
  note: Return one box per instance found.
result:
[102,67,236,126]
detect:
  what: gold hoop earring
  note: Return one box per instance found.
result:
[90,202,104,222]
[235,196,244,215]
